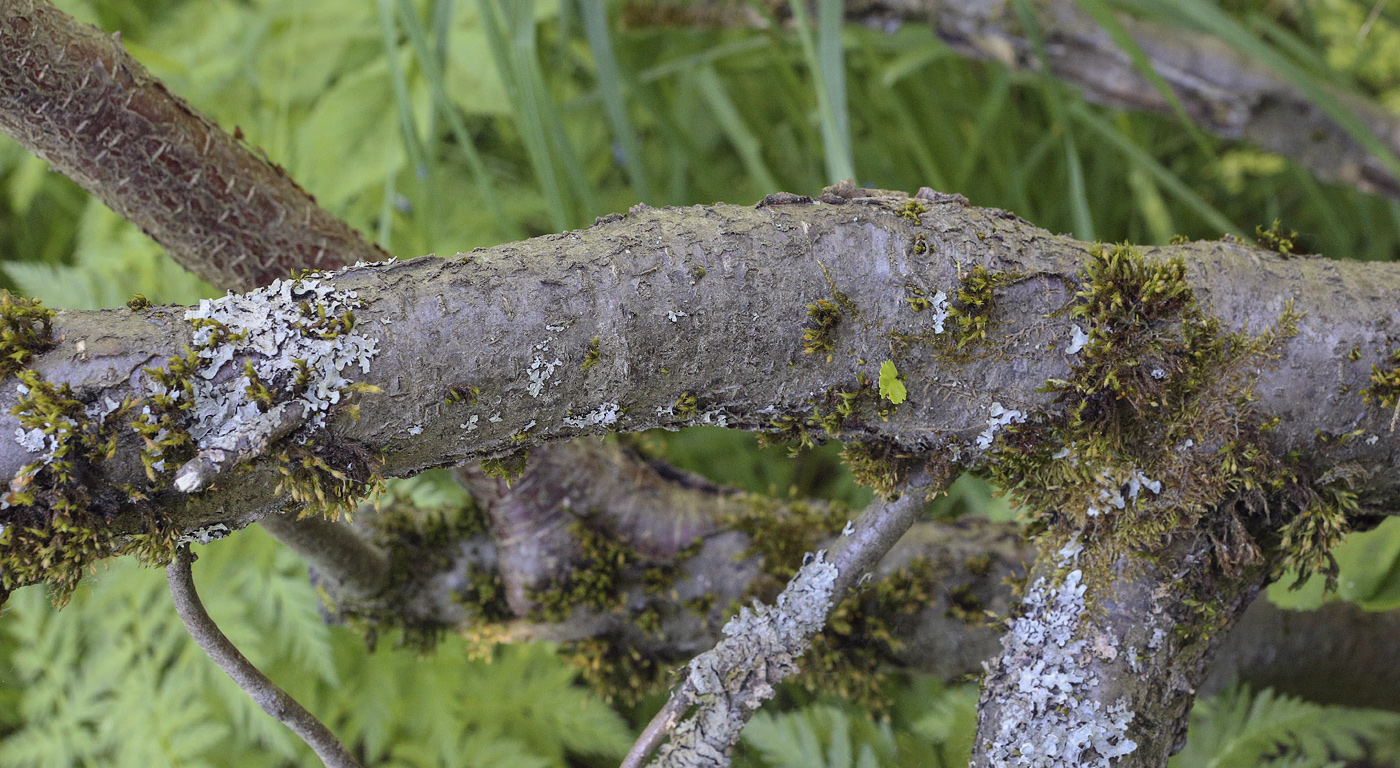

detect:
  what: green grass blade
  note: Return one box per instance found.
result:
[1158,0,1400,187]
[377,0,429,182]
[1010,0,1094,239]
[580,1,652,203]
[789,0,855,183]
[951,68,1011,191]
[377,146,398,250]
[1070,102,1240,236]
[509,0,597,223]
[475,0,570,231]
[398,0,518,240]
[1062,130,1095,241]
[693,65,780,193]
[1068,0,1215,157]
[637,37,770,84]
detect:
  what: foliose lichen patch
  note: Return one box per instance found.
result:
[983,556,1137,767]
[0,275,382,603]
[654,551,838,768]
[161,277,379,493]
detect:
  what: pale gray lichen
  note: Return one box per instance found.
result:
[563,402,621,429]
[149,277,378,493]
[177,523,231,545]
[931,289,950,333]
[977,402,1026,449]
[527,355,563,398]
[13,427,48,455]
[650,551,838,768]
[1067,324,1089,355]
[985,561,1138,767]
[697,410,730,427]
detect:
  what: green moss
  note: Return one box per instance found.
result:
[982,242,1317,588]
[802,298,841,360]
[840,441,914,497]
[797,557,939,715]
[581,337,601,370]
[1255,219,1302,256]
[271,441,384,520]
[456,563,513,625]
[905,282,932,312]
[1272,474,1357,591]
[243,361,274,410]
[481,448,530,483]
[0,290,56,380]
[445,385,480,406]
[673,391,699,419]
[527,513,638,622]
[896,199,929,223]
[722,496,848,592]
[344,498,490,650]
[1362,349,1400,410]
[1,369,174,606]
[126,294,151,310]
[943,264,1023,354]
[758,414,819,456]
[564,637,664,705]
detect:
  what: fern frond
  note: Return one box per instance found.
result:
[1171,683,1400,768]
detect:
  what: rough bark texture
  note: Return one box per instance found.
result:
[3,2,1400,764]
[0,0,386,291]
[972,532,1270,767]
[4,193,1397,531]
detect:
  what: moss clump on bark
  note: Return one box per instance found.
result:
[981,242,1336,590]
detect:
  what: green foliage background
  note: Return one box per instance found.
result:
[1,0,1400,764]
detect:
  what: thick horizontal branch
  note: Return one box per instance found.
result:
[2,190,1399,550]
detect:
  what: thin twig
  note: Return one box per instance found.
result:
[635,471,938,768]
[621,682,694,768]
[166,548,364,768]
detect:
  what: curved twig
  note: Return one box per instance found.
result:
[166,548,364,768]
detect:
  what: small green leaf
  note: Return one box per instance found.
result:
[878,361,906,405]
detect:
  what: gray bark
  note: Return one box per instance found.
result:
[4,2,1400,764]
[4,193,1397,526]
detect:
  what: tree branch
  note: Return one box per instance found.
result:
[642,473,937,768]
[166,548,363,768]
[625,0,1400,200]
[0,0,385,291]
[2,191,1395,549]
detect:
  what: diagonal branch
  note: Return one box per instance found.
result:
[637,471,939,768]
[623,0,1400,201]
[0,0,385,291]
[167,547,364,768]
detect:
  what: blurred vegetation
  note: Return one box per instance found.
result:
[2,0,1400,764]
